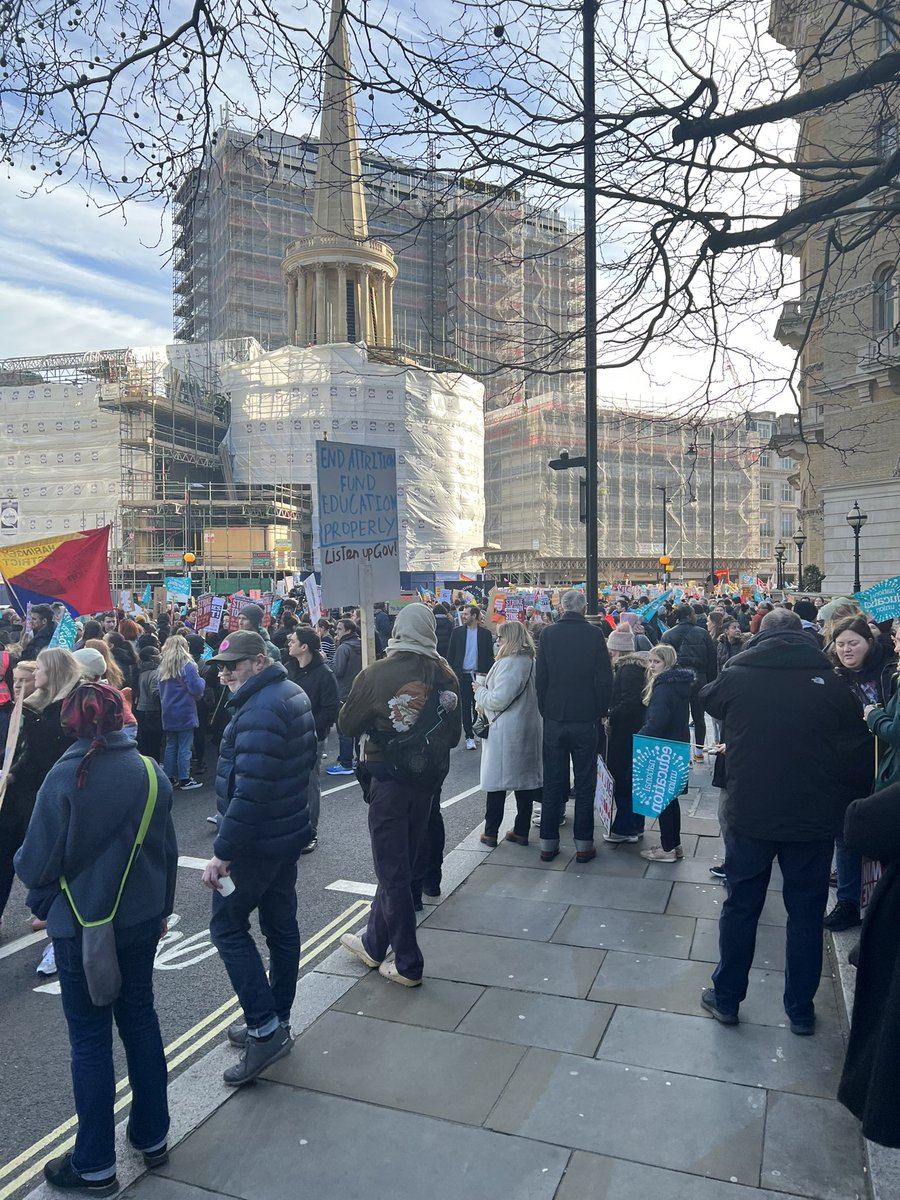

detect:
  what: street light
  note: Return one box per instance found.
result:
[846,501,868,593]
[774,539,786,591]
[686,432,716,589]
[793,528,807,590]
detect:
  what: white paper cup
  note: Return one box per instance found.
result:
[217,875,235,896]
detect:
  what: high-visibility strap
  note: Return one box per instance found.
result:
[61,755,159,929]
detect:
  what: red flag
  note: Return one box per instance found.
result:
[0,527,114,617]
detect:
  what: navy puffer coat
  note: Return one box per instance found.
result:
[213,663,317,862]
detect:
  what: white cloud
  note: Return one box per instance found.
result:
[0,171,172,359]
[0,283,172,358]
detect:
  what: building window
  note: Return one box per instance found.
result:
[876,119,898,161]
[878,9,899,53]
[761,513,774,538]
[781,455,794,470]
[782,512,794,537]
[759,451,771,467]
[874,265,897,338]
[782,482,796,502]
[760,481,772,501]
[761,540,773,559]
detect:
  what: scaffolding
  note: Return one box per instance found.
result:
[0,342,311,592]
[485,399,762,583]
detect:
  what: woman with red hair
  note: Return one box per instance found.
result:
[15,683,176,1196]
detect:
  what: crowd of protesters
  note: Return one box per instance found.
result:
[2,579,900,1193]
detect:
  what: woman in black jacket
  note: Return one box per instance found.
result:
[604,653,647,842]
[838,780,900,1147]
[286,628,339,853]
[638,644,693,863]
[826,615,897,932]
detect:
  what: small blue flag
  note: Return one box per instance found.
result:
[140,584,152,606]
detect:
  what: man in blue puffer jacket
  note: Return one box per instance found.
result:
[201,630,317,1086]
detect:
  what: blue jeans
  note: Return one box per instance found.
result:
[55,918,169,1177]
[209,858,300,1035]
[834,836,862,909]
[610,797,645,838]
[164,728,193,781]
[540,719,598,852]
[337,731,355,769]
[711,829,832,1025]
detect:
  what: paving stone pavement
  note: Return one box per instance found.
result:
[117,770,873,1200]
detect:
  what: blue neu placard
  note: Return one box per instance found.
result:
[632,735,691,818]
[856,576,900,623]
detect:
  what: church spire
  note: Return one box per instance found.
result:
[313,0,369,241]
[281,0,397,347]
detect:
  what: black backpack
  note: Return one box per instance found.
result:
[377,685,453,789]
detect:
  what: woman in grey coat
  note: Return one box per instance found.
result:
[474,621,542,846]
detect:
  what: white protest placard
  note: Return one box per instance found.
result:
[315,440,400,608]
[593,756,616,837]
[304,575,322,624]
[207,596,225,634]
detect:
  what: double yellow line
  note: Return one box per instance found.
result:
[0,899,370,1200]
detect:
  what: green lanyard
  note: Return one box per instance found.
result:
[60,755,159,929]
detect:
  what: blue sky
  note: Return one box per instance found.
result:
[0,169,173,359]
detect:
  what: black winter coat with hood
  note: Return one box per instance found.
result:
[700,630,865,841]
[639,667,693,745]
[838,781,900,1147]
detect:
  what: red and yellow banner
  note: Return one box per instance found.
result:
[0,527,114,617]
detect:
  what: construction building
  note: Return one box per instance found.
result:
[486,399,780,585]
[770,0,900,592]
[0,342,308,593]
[219,0,485,579]
[173,127,581,411]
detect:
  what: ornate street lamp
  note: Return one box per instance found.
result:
[793,528,807,590]
[774,539,786,591]
[846,501,868,593]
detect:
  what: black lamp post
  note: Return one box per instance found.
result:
[774,539,786,591]
[846,501,868,593]
[793,528,807,590]
[686,433,715,588]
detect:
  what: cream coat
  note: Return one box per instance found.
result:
[474,654,543,792]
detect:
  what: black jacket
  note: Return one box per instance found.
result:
[286,658,340,741]
[332,635,363,700]
[22,623,56,658]
[700,630,865,841]
[213,663,317,862]
[434,613,454,659]
[839,782,900,1146]
[661,619,716,683]
[535,612,613,723]
[447,624,495,677]
[835,641,898,709]
[606,657,647,800]
[640,667,692,744]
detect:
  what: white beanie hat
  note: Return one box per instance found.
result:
[385,603,441,660]
[72,647,108,679]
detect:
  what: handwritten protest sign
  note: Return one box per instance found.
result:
[316,440,400,608]
[594,757,616,837]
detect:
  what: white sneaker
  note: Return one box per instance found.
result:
[36,942,56,976]
[465,738,476,750]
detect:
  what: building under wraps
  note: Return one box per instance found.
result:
[223,344,484,573]
[0,342,311,591]
[486,398,767,584]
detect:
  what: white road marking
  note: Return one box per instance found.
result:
[440,785,481,809]
[33,981,62,995]
[177,856,210,870]
[0,930,47,960]
[322,780,360,795]
[325,880,378,897]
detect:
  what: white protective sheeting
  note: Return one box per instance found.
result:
[0,381,121,544]
[221,343,485,572]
